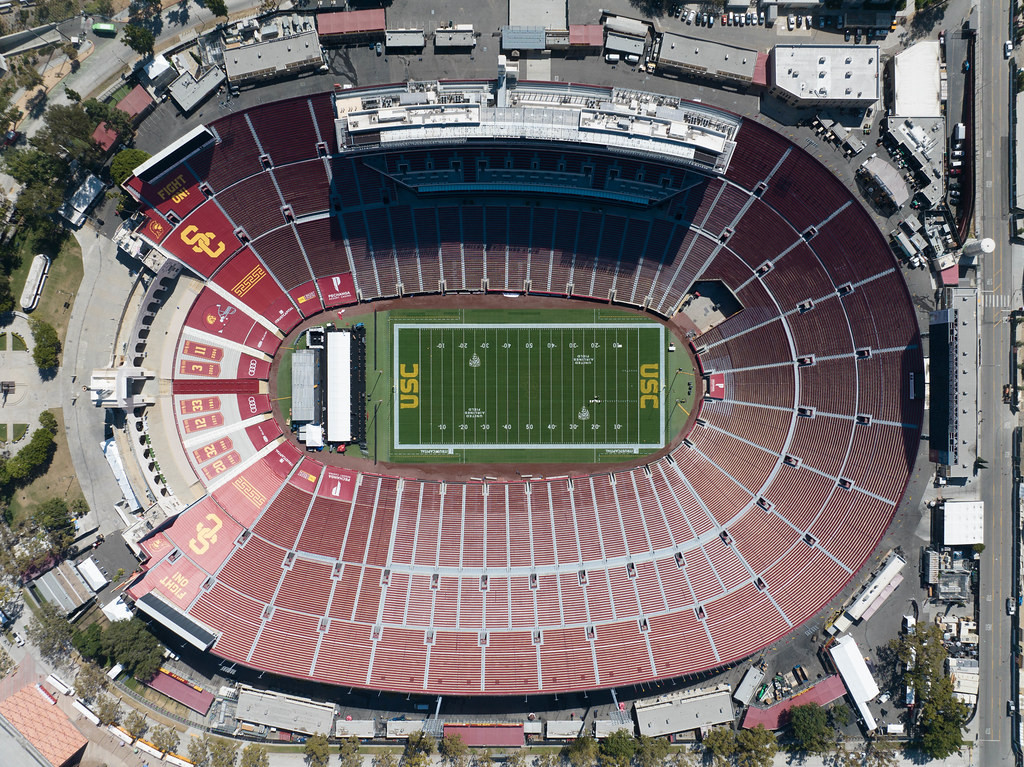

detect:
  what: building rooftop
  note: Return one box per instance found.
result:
[943,500,984,545]
[658,33,760,84]
[224,29,323,82]
[501,26,547,50]
[0,684,88,767]
[168,67,225,114]
[235,685,335,735]
[634,684,734,737]
[92,122,118,152]
[316,9,385,36]
[772,44,879,103]
[568,25,603,47]
[893,41,943,117]
[509,0,566,30]
[116,83,155,119]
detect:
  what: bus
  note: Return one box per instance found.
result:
[92,22,116,36]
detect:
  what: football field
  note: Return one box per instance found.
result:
[391,309,666,458]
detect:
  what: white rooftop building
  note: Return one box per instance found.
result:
[829,634,879,732]
[893,41,944,118]
[943,500,984,546]
[769,45,880,108]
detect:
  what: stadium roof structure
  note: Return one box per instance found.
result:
[121,79,923,697]
[0,685,88,767]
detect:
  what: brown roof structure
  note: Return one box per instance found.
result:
[0,684,87,767]
[317,9,386,37]
[92,122,119,152]
[116,84,155,122]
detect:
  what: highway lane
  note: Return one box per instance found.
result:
[976,1,1018,765]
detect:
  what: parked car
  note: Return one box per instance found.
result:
[788,14,796,30]
[796,14,802,27]
[375,41,382,55]
[687,10,695,24]
[12,631,24,647]
[805,15,812,28]
[1006,40,1014,59]
[759,11,765,25]
[845,29,851,41]
[708,13,714,26]
[2,130,21,148]
[1008,597,1017,615]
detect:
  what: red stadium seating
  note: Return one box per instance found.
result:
[132,92,923,697]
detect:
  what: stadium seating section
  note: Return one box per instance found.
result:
[128,94,923,695]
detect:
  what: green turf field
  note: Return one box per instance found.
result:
[361,308,695,464]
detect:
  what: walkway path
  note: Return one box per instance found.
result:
[0,313,61,451]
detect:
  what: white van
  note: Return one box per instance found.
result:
[605,53,620,64]
[624,54,640,65]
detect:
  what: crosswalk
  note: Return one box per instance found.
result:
[982,292,1013,308]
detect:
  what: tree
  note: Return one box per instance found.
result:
[598,730,636,767]
[788,703,832,754]
[474,750,493,767]
[94,693,120,725]
[865,734,900,767]
[111,148,151,186]
[29,319,60,370]
[121,24,155,56]
[634,736,670,767]
[209,737,239,767]
[506,749,529,767]
[3,427,54,482]
[372,751,399,767]
[151,724,181,756]
[124,709,148,740]
[564,735,599,767]
[14,183,63,225]
[72,622,105,661]
[339,736,361,767]
[533,753,558,767]
[0,278,13,314]
[188,734,212,767]
[93,0,114,15]
[919,676,968,759]
[64,86,81,102]
[38,410,57,434]
[734,726,777,767]
[701,728,737,767]
[665,749,697,767]
[440,733,470,767]
[304,733,331,767]
[25,600,72,661]
[74,661,108,701]
[102,618,163,680]
[206,0,228,17]
[403,731,436,767]
[33,497,75,553]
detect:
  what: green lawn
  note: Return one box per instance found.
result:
[11,424,27,442]
[373,308,694,464]
[0,424,6,442]
[0,333,5,351]
[10,333,26,351]
[8,232,83,346]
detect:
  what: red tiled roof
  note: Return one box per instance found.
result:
[116,84,154,119]
[568,25,603,46]
[0,684,88,767]
[443,724,525,747]
[92,122,119,152]
[317,9,385,37]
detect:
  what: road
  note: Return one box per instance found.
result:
[975,1,1021,766]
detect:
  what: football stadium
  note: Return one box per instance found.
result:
[121,77,924,697]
